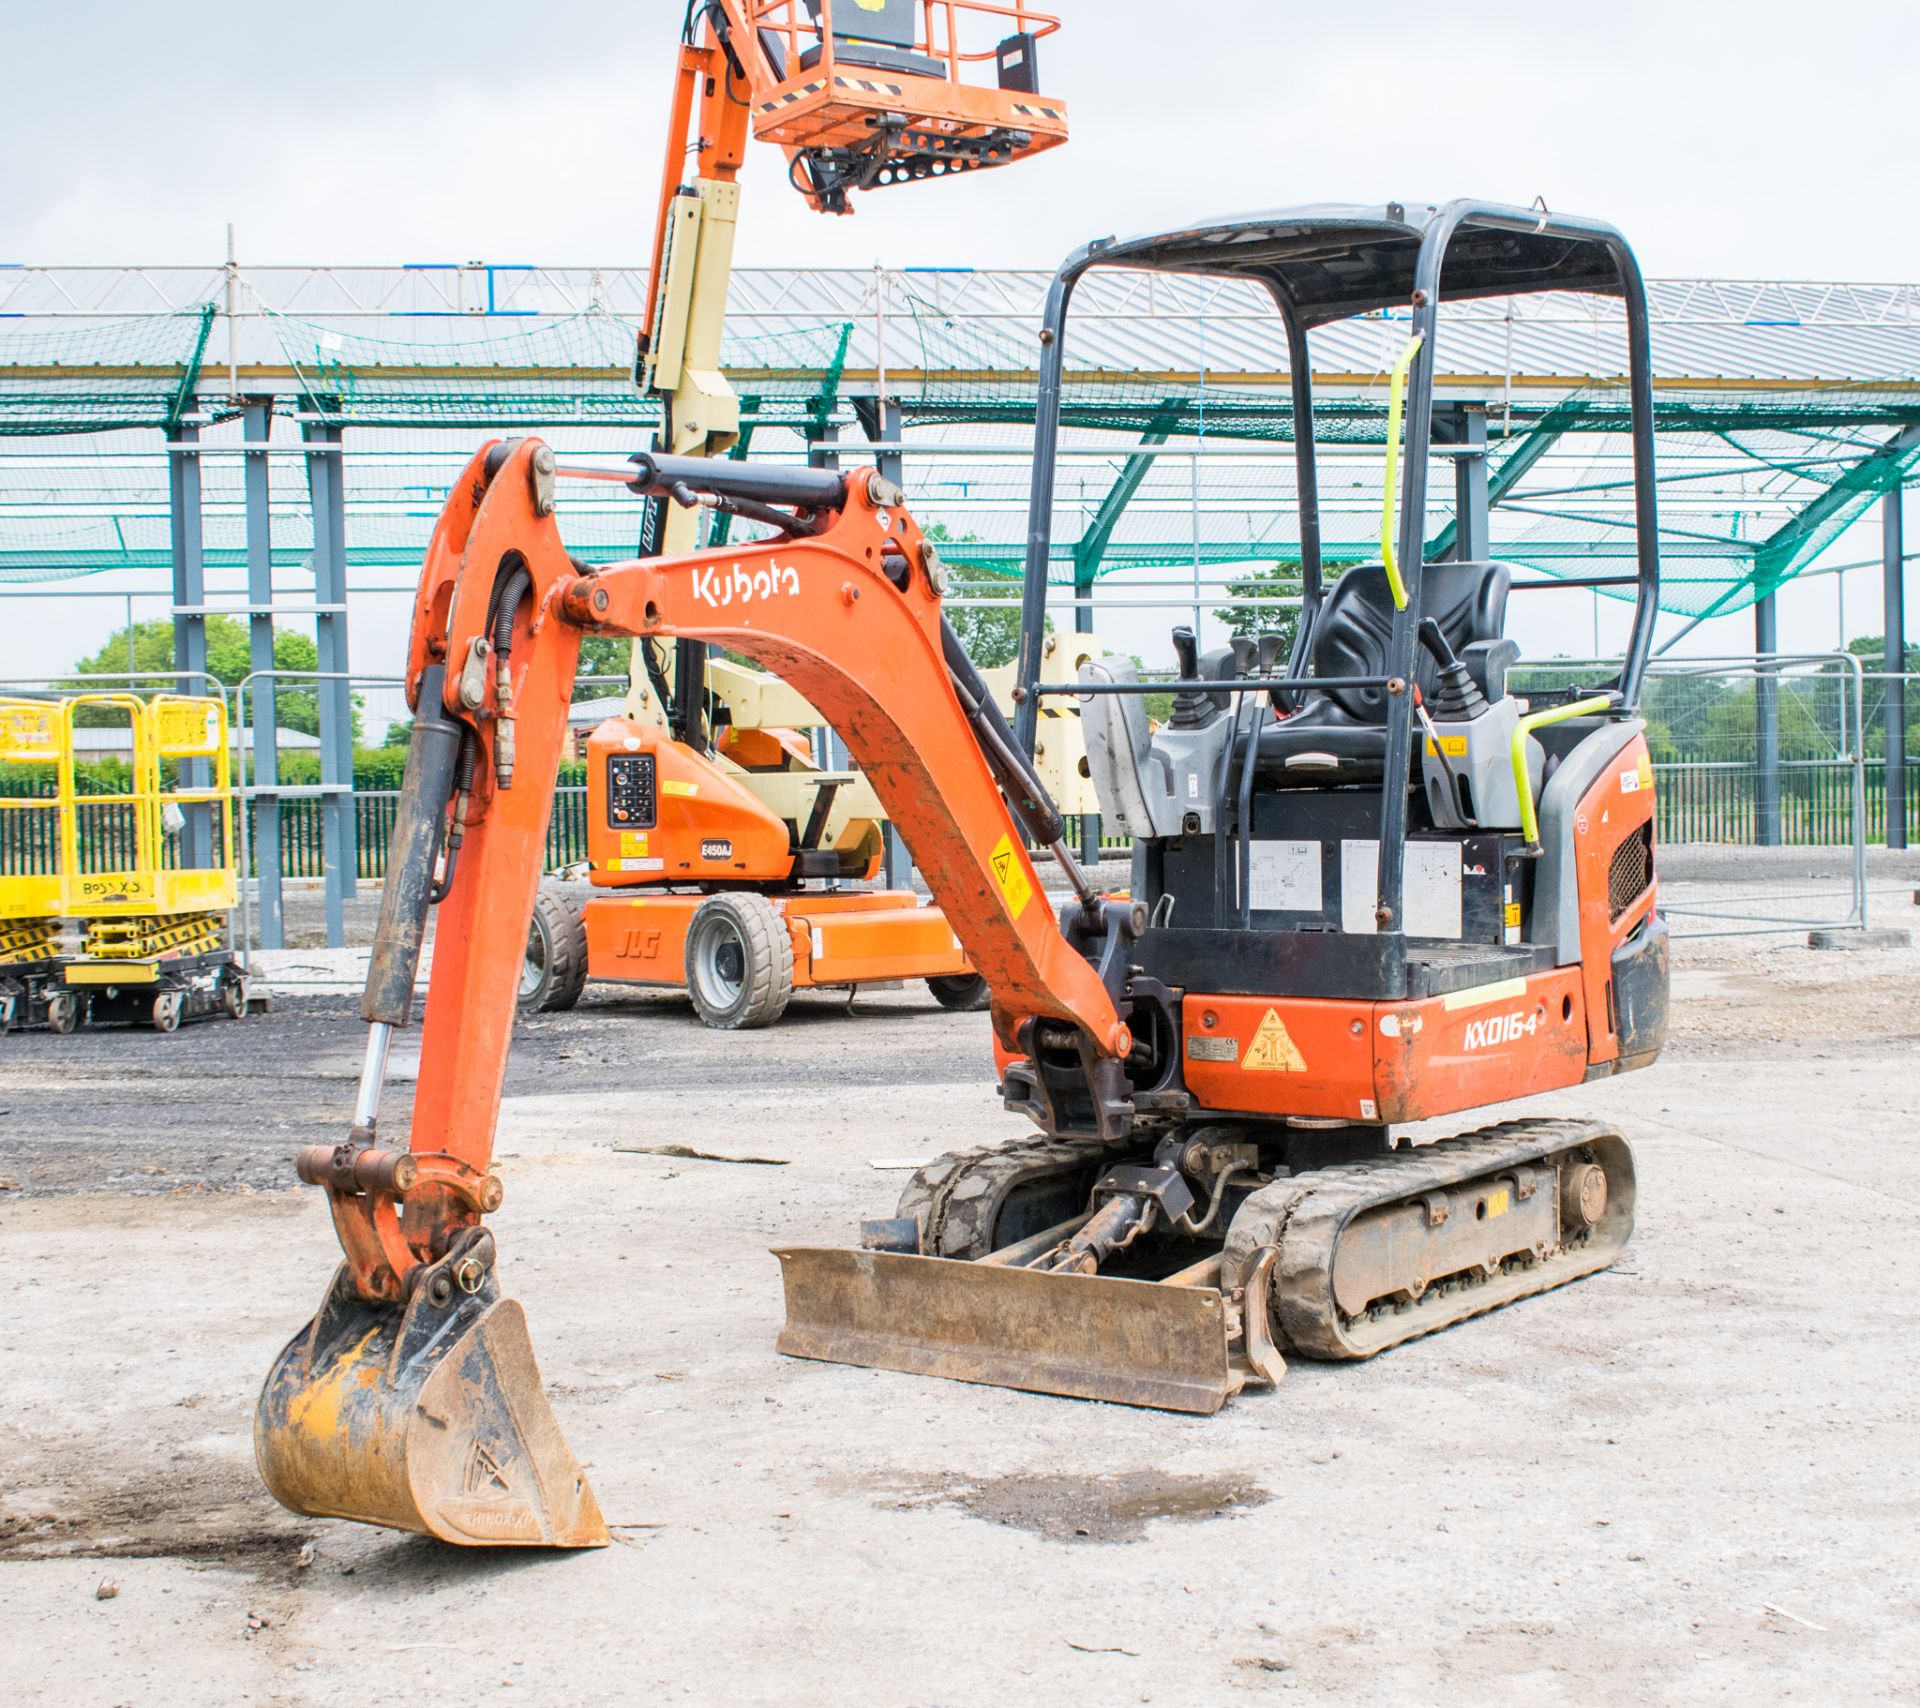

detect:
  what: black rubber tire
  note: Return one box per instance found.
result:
[521,885,589,1012]
[685,893,793,1030]
[925,972,992,1012]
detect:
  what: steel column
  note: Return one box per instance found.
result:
[1886,482,1909,850]
[1754,592,1782,847]
[167,420,214,870]
[305,420,355,943]
[1426,415,1564,564]
[1436,404,1489,561]
[243,400,283,948]
[852,395,903,486]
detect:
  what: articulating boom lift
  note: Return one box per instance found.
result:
[522,0,1070,1025]
[256,201,1668,1547]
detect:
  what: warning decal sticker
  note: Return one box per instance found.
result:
[988,833,1033,921]
[1241,1007,1307,1073]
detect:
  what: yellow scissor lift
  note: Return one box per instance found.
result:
[0,694,249,1034]
[0,698,73,1030]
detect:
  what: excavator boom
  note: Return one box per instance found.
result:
[255,442,1130,1543]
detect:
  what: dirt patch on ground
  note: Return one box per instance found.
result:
[872,1469,1270,1543]
[0,1454,313,1579]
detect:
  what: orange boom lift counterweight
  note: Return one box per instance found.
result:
[257,200,1669,1550]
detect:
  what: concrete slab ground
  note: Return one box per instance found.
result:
[2,902,1917,1705]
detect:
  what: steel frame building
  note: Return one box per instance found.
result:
[1,258,1915,944]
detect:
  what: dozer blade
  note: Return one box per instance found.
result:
[255,1265,608,1547]
[775,1247,1234,1414]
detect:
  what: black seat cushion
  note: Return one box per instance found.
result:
[1250,560,1511,783]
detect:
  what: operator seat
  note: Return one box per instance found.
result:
[1252,560,1516,784]
[793,0,947,78]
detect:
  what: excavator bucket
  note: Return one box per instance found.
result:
[775,1247,1274,1415]
[255,1265,608,1547]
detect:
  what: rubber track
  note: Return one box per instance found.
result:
[899,1132,1137,1259]
[1221,1117,1631,1362]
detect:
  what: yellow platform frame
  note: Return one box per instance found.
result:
[0,693,236,926]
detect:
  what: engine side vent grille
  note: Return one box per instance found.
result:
[1608,822,1654,922]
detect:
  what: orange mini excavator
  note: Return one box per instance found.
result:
[256,200,1669,1548]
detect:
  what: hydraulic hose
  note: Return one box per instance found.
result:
[490,560,533,789]
[362,662,462,1030]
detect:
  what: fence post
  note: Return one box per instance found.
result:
[1754,593,1782,847]
[1848,656,1869,929]
[1886,484,1908,851]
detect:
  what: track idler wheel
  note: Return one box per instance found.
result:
[254,1249,607,1548]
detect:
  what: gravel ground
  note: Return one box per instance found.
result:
[1,895,1917,1705]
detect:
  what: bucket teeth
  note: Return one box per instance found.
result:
[255,1264,607,1548]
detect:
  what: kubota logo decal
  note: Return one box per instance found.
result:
[692,562,800,609]
[1463,1010,1540,1050]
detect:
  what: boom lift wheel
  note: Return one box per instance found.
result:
[685,892,793,1030]
[925,972,992,1012]
[521,885,589,1013]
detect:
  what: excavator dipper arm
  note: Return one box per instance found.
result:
[256,438,1126,1546]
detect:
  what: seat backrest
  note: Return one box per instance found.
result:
[804,0,918,48]
[1307,560,1511,723]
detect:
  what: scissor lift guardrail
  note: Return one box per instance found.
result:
[0,693,249,1032]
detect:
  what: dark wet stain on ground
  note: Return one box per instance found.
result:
[878,1469,1270,1543]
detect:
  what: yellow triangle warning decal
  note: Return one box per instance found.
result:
[987,832,1033,920]
[1241,1007,1307,1073]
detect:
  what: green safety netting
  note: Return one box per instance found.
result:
[0,289,1915,622]
[0,307,213,436]
[265,308,852,429]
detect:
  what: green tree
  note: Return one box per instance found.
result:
[922,526,1046,670]
[945,569,1025,668]
[65,616,360,740]
[574,633,633,700]
[1846,635,1920,758]
[1212,559,1360,651]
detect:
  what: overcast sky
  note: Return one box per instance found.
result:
[9,0,1918,280]
[4,1,1915,688]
